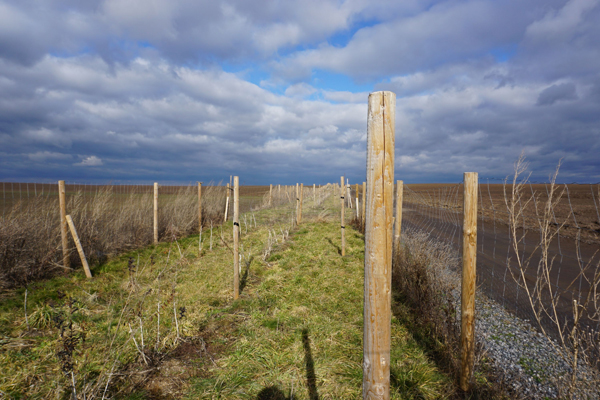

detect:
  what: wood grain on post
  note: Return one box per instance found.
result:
[233,176,240,300]
[460,172,478,391]
[363,91,395,400]
[198,182,202,234]
[394,181,403,243]
[58,180,70,269]
[340,176,345,256]
[153,182,158,244]
[65,215,92,278]
[362,181,366,226]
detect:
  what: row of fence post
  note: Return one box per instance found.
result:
[53,91,477,396]
[360,91,478,397]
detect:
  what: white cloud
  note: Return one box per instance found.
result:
[1,1,599,183]
[75,156,104,166]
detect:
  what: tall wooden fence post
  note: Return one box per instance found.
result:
[460,172,478,391]
[395,180,403,244]
[224,183,230,222]
[153,182,158,244]
[233,176,240,300]
[58,180,70,269]
[347,180,352,209]
[296,183,299,225]
[313,183,316,203]
[363,91,395,400]
[66,215,92,278]
[198,182,202,234]
[269,184,273,206]
[298,183,303,224]
[340,176,345,256]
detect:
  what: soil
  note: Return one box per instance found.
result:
[405,183,600,245]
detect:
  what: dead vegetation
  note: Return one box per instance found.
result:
[0,184,226,289]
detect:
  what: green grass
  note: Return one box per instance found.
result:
[187,219,452,399]
[0,193,453,399]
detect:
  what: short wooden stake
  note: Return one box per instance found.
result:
[58,180,70,269]
[224,183,230,222]
[363,91,395,400]
[233,176,240,300]
[340,176,345,256]
[460,172,478,391]
[66,215,92,278]
[395,181,403,243]
[153,182,158,244]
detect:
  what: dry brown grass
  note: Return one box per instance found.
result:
[0,184,227,289]
[392,232,510,398]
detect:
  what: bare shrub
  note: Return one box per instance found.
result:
[504,155,600,397]
[393,231,461,372]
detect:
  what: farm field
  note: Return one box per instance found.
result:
[405,183,600,244]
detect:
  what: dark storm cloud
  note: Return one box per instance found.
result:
[536,82,578,106]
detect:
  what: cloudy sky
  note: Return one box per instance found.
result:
[1,0,599,184]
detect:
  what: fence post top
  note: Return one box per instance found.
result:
[368,90,396,97]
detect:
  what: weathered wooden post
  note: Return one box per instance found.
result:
[269,184,273,206]
[66,215,92,278]
[198,182,202,234]
[296,183,299,224]
[460,172,478,391]
[58,180,70,269]
[153,182,159,244]
[233,176,240,300]
[313,183,316,203]
[395,180,403,244]
[363,91,395,400]
[347,179,353,209]
[362,181,366,227]
[340,176,345,256]
[298,183,303,224]
[224,183,230,222]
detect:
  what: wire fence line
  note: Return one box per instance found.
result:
[0,180,336,289]
[400,179,600,353]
